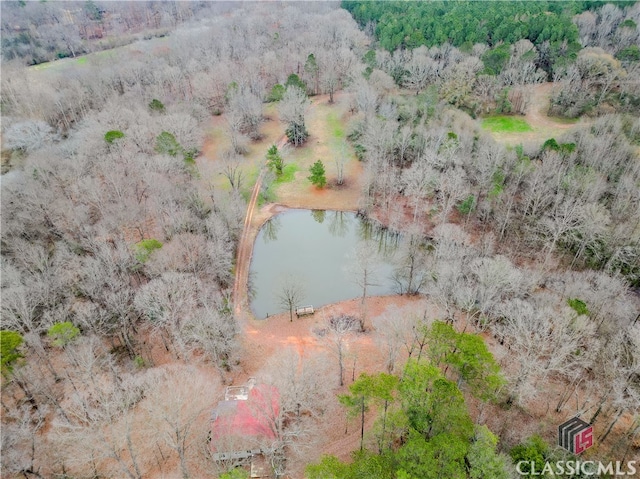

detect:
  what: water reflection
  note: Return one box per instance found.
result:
[262,216,281,243]
[357,216,401,258]
[311,209,326,224]
[328,210,350,237]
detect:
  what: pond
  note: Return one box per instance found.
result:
[249,209,400,319]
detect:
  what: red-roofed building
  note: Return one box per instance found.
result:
[209,378,280,468]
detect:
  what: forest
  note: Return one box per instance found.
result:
[0,1,217,65]
[1,1,639,478]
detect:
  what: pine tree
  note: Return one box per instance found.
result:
[308,160,327,188]
[266,144,284,176]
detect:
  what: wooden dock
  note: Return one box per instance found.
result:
[295,305,314,317]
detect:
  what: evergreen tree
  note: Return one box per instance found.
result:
[279,86,309,146]
[285,122,309,146]
[339,373,398,452]
[305,53,319,95]
[308,160,327,188]
[266,144,284,176]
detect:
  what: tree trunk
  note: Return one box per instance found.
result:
[379,400,389,453]
[556,377,583,413]
[599,408,624,443]
[338,342,344,387]
[360,396,365,452]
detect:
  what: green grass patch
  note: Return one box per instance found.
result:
[258,187,276,206]
[482,116,533,133]
[260,163,299,206]
[274,163,298,184]
[76,57,88,65]
[241,164,261,202]
[327,111,345,140]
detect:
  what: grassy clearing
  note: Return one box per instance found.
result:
[31,49,115,72]
[275,163,299,184]
[30,36,171,74]
[482,116,533,133]
[327,111,345,140]
[323,106,355,166]
[260,163,299,205]
[201,103,283,196]
[204,95,361,209]
[241,164,261,201]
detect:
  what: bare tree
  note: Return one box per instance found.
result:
[496,297,590,406]
[335,143,348,186]
[538,197,585,266]
[278,86,308,146]
[2,119,56,153]
[400,157,435,222]
[144,366,220,479]
[0,404,48,478]
[52,365,151,479]
[315,315,360,386]
[226,88,263,142]
[134,273,195,358]
[179,301,239,374]
[218,151,245,192]
[403,46,440,92]
[347,240,382,330]
[392,229,430,295]
[371,304,428,374]
[255,348,335,475]
[275,274,306,322]
[435,166,469,225]
[352,78,379,118]
[469,255,526,320]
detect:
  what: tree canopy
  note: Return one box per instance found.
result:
[308,160,327,188]
[307,357,509,479]
[0,330,24,377]
[343,1,593,51]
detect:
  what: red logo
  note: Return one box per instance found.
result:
[559,417,594,454]
[574,425,593,453]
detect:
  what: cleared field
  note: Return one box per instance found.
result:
[482,115,533,133]
[481,83,589,147]
[29,36,169,74]
[273,94,361,208]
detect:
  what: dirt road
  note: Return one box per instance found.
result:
[232,134,289,322]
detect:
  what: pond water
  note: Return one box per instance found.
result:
[249,209,400,319]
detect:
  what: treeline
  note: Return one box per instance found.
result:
[344,1,589,50]
[345,3,640,118]
[344,1,640,82]
[0,0,222,65]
